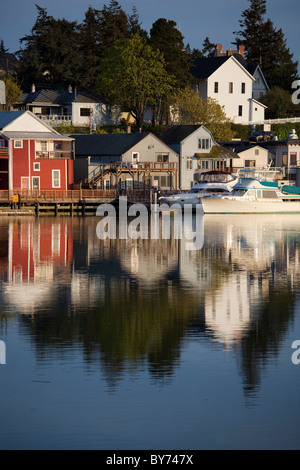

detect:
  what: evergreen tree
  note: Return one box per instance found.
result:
[78,7,103,90]
[0,39,9,53]
[18,5,81,90]
[234,0,298,90]
[99,0,129,50]
[149,18,191,90]
[201,37,216,57]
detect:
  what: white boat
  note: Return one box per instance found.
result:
[200,177,300,214]
[159,171,237,209]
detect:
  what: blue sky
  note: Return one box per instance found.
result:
[1,0,299,76]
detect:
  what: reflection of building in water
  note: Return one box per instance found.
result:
[3,219,73,313]
[205,271,251,347]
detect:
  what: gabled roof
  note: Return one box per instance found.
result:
[191,54,255,81]
[19,88,109,106]
[71,132,153,157]
[161,125,214,144]
[0,110,26,129]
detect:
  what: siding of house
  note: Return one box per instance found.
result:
[207,59,254,124]
[12,139,73,190]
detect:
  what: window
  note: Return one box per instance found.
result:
[132,152,139,161]
[186,157,193,170]
[33,162,40,171]
[55,142,62,150]
[198,138,210,150]
[245,160,256,167]
[290,153,297,165]
[52,170,60,188]
[229,82,233,94]
[214,82,219,93]
[157,154,169,163]
[0,139,5,147]
[255,149,259,156]
[282,153,288,166]
[238,105,243,116]
[80,108,91,117]
[241,82,245,94]
[14,140,23,148]
[40,141,47,151]
[32,176,40,190]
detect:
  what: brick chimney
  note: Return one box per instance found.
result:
[216,44,223,54]
[238,45,245,58]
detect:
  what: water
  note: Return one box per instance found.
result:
[0,213,299,450]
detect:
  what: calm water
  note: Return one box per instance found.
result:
[0,212,299,450]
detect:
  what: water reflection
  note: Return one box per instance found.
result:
[0,214,299,399]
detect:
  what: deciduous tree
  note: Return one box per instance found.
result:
[96,34,174,131]
[171,87,234,141]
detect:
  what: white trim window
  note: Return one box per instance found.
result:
[14,140,23,148]
[132,152,139,161]
[52,170,60,188]
[33,162,40,171]
[186,157,193,170]
[32,176,40,190]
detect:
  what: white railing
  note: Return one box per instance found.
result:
[38,115,72,122]
[249,117,300,125]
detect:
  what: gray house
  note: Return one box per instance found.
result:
[71,132,179,190]
[161,125,239,189]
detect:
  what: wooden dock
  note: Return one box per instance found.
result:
[0,189,154,216]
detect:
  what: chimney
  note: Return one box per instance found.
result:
[31,84,35,93]
[126,125,131,134]
[68,84,72,94]
[238,45,245,58]
[227,49,233,56]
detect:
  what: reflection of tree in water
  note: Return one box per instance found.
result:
[236,279,296,405]
[20,278,199,389]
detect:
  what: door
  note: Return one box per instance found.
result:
[32,176,40,190]
[21,177,29,190]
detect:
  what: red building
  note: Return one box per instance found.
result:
[0,110,74,190]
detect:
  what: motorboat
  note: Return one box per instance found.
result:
[159,171,238,209]
[200,177,300,214]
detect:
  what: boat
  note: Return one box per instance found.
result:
[158,171,238,209]
[200,177,300,213]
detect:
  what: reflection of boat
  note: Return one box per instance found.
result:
[159,171,237,208]
[201,177,300,214]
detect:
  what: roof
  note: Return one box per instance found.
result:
[195,145,239,159]
[191,56,230,80]
[161,125,212,144]
[2,131,73,140]
[19,88,109,106]
[70,132,152,157]
[0,110,27,129]
[190,54,255,81]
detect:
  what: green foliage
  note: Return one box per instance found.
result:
[271,123,300,140]
[230,123,251,140]
[2,76,22,109]
[171,87,235,141]
[96,34,174,130]
[262,87,297,118]
[234,0,298,90]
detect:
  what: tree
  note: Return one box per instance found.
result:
[98,0,129,50]
[234,0,298,90]
[96,34,174,131]
[0,39,9,53]
[2,76,22,109]
[171,87,235,141]
[149,18,191,90]
[201,37,216,57]
[262,86,297,118]
[17,5,81,90]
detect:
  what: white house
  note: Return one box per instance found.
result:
[161,125,239,189]
[190,52,267,124]
[219,141,274,170]
[15,85,121,128]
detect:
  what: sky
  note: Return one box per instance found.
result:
[1,0,299,77]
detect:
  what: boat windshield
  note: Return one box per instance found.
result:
[231,188,247,195]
